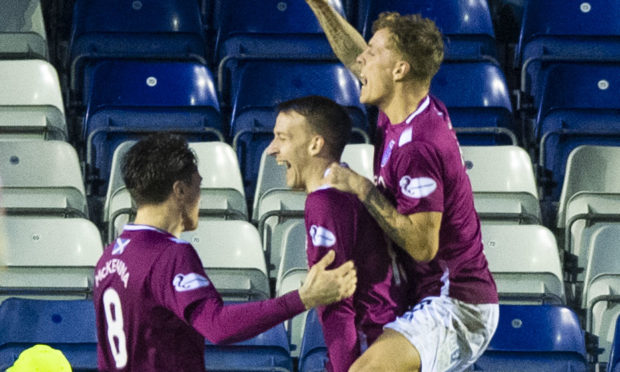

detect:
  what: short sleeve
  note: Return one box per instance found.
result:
[391,142,444,215]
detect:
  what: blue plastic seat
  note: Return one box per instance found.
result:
[204,322,293,372]
[516,0,620,106]
[212,0,345,66]
[298,309,328,372]
[535,63,620,200]
[69,0,207,105]
[430,61,515,145]
[0,298,98,371]
[83,60,223,196]
[474,305,588,372]
[356,0,497,61]
[609,315,620,372]
[226,59,368,198]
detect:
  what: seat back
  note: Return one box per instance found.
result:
[462,145,540,223]
[340,144,374,181]
[583,225,620,304]
[204,322,293,372]
[585,275,620,364]
[212,0,344,63]
[275,220,307,293]
[0,140,87,217]
[298,309,328,372]
[0,0,48,59]
[84,60,223,195]
[431,61,515,145]
[181,221,270,301]
[0,298,98,370]
[481,224,565,304]
[536,64,620,201]
[475,304,587,372]
[0,60,66,140]
[609,315,620,372]
[356,0,496,60]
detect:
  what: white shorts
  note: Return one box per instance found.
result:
[385,296,499,372]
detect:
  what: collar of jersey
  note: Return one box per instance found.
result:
[405,95,430,124]
[123,224,170,235]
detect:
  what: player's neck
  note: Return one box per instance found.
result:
[381,81,429,124]
[133,201,184,237]
[304,157,334,193]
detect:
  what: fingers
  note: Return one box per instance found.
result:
[338,262,357,299]
[312,249,335,270]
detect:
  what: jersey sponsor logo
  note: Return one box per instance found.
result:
[309,225,336,247]
[112,238,130,255]
[399,176,437,199]
[172,273,210,292]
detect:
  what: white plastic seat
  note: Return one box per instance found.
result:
[105,140,247,243]
[0,140,87,217]
[275,220,307,294]
[0,60,66,140]
[0,0,48,59]
[481,224,565,304]
[585,274,620,364]
[582,225,620,307]
[340,143,374,181]
[0,216,103,304]
[558,145,620,228]
[462,146,540,224]
[276,268,308,358]
[181,220,270,301]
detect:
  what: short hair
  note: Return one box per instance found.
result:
[372,12,444,83]
[122,133,198,206]
[277,95,352,160]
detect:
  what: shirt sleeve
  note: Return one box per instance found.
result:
[305,191,360,372]
[152,241,306,344]
[391,141,445,216]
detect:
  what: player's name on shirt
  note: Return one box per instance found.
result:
[95,258,130,289]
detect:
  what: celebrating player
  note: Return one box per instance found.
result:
[93,133,357,371]
[266,96,411,372]
[305,2,499,371]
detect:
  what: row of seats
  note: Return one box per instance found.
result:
[2,298,617,372]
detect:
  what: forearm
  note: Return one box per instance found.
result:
[356,180,439,262]
[190,291,305,344]
[305,0,367,77]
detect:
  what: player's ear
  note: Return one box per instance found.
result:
[393,60,411,82]
[308,134,324,156]
[172,180,186,199]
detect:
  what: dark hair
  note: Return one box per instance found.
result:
[372,12,444,82]
[277,95,352,160]
[121,133,198,206]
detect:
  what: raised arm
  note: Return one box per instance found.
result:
[305,0,367,79]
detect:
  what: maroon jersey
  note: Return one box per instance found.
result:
[94,224,305,371]
[305,187,409,372]
[373,95,498,305]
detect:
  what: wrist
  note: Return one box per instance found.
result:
[298,288,313,310]
[356,177,374,202]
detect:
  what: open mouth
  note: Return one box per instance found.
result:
[360,75,368,86]
[277,160,291,169]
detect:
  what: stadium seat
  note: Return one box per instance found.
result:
[0,298,98,371]
[474,304,587,372]
[83,60,224,196]
[225,59,368,198]
[609,315,620,372]
[105,140,247,243]
[0,140,88,218]
[481,224,565,305]
[340,143,374,181]
[0,0,48,59]
[430,61,516,145]
[583,225,620,305]
[275,220,307,295]
[535,63,620,201]
[585,273,620,365]
[516,0,620,106]
[276,268,308,358]
[204,323,293,372]
[211,0,345,65]
[0,216,102,304]
[0,60,67,140]
[181,220,270,301]
[356,0,498,61]
[557,146,620,284]
[462,146,540,224]
[69,0,207,104]
[298,309,328,372]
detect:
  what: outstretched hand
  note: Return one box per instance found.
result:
[299,250,357,309]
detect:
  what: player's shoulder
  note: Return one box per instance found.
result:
[307,187,360,216]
